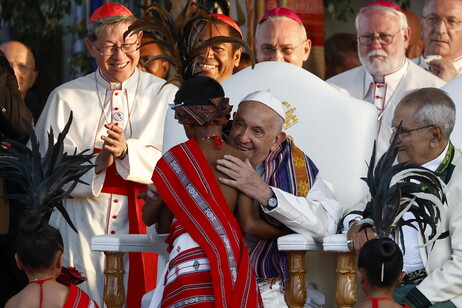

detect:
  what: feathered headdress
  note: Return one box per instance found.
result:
[124,2,254,83]
[0,112,95,232]
[360,122,447,249]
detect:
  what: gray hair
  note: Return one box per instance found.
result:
[400,88,456,140]
[255,15,307,42]
[355,5,408,32]
[87,15,137,42]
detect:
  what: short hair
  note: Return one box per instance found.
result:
[255,16,307,42]
[358,237,403,288]
[16,213,64,271]
[399,88,456,140]
[355,5,408,33]
[87,14,137,42]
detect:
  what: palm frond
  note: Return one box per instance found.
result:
[361,122,446,249]
[0,112,95,232]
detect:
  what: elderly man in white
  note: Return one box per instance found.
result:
[327,0,445,159]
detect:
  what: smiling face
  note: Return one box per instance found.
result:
[85,22,141,83]
[357,9,409,76]
[229,101,286,166]
[194,23,241,83]
[422,0,462,60]
[391,101,435,165]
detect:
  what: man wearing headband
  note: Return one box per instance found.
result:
[194,14,243,83]
[255,7,311,67]
[327,0,445,159]
[217,90,341,307]
[33,2,177,306]
[143,75,273,307]
[412,0,462,82]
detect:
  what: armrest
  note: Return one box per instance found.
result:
[91,234,156,253]
[322,233,349,252]
[277,233,320,251]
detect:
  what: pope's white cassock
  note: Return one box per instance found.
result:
[34,68,177,307]
[327,59,445,158]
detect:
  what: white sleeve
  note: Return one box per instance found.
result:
[262,174,342,238]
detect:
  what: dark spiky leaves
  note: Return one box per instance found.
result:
[0,112,95,232]
[361,122,446,248]
[125,2,254,84]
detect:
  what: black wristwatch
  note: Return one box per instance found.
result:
[265,193,278,210]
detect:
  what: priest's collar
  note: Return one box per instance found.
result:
[96,68,139,91]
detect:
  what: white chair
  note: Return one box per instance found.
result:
[221,62,377,307]
[92,62,376,307]
[441,76,462,149]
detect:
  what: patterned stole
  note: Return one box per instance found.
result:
[153,139,262,308]
[250,138,319,280]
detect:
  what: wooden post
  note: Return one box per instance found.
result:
[284,250,307,308]
[335,252,357,308]
[104,251,126,308]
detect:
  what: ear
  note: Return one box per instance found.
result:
[84,38,96,58]
[55,251,63,269]
[15,253,24,270]
[402,27,411,49]
[233,48,242,68]
[303,39,312,61]
[270,131,286,152]
[430,125,444,147]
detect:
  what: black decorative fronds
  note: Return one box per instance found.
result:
[0,112,95,232]
[361,122,446,249]
[124,2,254,83]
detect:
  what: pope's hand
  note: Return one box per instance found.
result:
[216,154,273,205]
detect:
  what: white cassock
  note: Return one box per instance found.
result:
[34,68,177,307]
[327,59,445,158]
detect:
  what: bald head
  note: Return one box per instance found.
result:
[0,41,38,98]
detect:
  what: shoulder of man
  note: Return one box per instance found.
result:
[405,59,446,88]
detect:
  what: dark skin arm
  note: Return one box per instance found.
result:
[139,184,173,233]
[237,192,289,240]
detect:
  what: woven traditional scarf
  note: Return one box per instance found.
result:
[153,139,262,307]
[250,138,319,281]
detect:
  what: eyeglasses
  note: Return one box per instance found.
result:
[259,40,306,57]
[389,124,435,136]
[357,30,402,46]
[93,41,140,56]
[422,15,462,30]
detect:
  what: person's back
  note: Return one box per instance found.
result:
[199,138,247,213]
[6,280,69,308]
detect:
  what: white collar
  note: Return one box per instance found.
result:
[96,68,139,91]
[421,142,450,172]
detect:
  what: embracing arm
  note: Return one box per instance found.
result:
[217,155,343,238]
[237,193,289,239]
